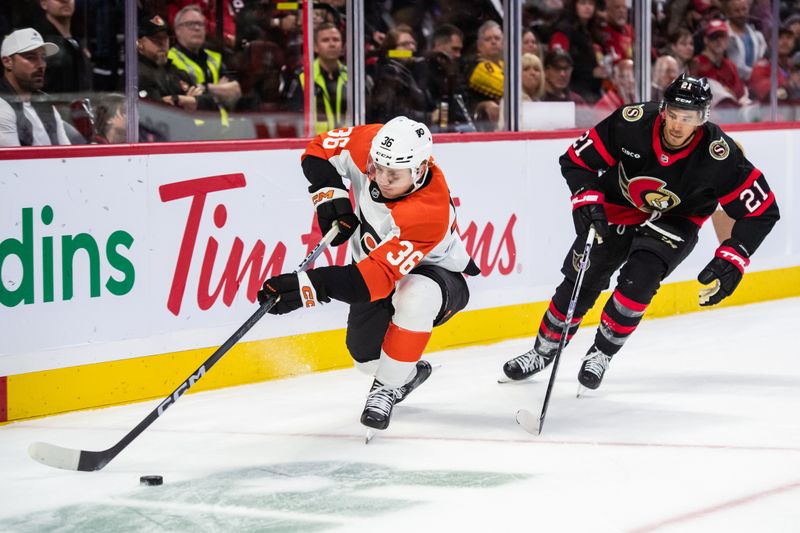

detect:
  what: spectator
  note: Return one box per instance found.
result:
[367,24,430,124]
[466,20,504,130]
[167,0,238,50]
[522,52,546,101]
[652,55,680,101]
[602,0,634,63]
[34,0,92,95]
[748,25,795,102]
[0,28,71,146]
[137,14,216,113]
[786,14,800,55]
[548,0,607,103]
[542,48,587,104]
[282,22,347,133]
[722,0,767,82]
[418,24,471,131]
[789,52,800,102]
[498,52,548,131]
[665,27,696,72]
[595,58,635,115]
[92,92,126,143]
[522,27,543,61]
[432,23,464,60]
[690,19,748,105]
[168,4,242,121]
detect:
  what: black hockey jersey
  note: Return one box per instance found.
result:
[560,102,780,255]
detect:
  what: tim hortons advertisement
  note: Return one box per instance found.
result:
[1,128,797,375]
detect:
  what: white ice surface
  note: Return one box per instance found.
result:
[2,298,799,532]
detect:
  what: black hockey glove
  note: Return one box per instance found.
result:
[312,188,359,247]
[697,238,750,307]
[571,188,609,239]
[258,271,330,315]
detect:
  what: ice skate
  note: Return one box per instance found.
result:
[501,349,553,382]
[395,360,432,404]
[360,378,396,433]
[578,345,611,391]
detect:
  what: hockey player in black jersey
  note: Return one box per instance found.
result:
[502,73,780,390]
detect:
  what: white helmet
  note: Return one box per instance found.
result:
[369,116,433,190]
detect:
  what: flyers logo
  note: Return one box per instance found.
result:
[622,105,644,122]
[618,163,681,213]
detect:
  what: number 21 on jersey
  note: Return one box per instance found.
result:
[573,130,594,157]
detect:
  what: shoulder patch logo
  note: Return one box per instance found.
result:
[622,105,644,122]
[709,138,730,160]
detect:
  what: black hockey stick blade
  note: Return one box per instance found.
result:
[29,224,341,471]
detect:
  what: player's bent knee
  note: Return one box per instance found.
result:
[391,274,442,332]
[617,251,667,303]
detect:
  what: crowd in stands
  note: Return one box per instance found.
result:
[1,0,800,145]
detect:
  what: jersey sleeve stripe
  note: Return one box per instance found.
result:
[745,191,775,217]
[568,146,594,170]
[718,168,761,206]
[589,128,617,167]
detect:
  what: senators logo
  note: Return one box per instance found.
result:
[709,138,730,160]
[622,104,644,122]
[572,250,591,272]
[619,163,680,213]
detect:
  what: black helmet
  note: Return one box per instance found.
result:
[660,73,712,122]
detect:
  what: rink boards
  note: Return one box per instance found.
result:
[1,125,798,422]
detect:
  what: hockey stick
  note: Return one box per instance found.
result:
[28,224,341,472]
[516,227,596,435]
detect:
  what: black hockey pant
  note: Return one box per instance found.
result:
[345,264,470,364]
[533,217,699,358]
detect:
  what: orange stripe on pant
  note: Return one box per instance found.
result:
[383,323,432,362]
[0,376,7,423]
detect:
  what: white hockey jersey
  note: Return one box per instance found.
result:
[303,124,474,301]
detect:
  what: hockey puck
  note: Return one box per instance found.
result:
[139,475,163,486]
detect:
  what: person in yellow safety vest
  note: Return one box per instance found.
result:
[282,22,348,134]
[168,4,241,126]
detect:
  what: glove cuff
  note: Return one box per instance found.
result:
[715,239,750,274]
[571,189,604,211]
[297,271,322,308]
[310,186,349,208]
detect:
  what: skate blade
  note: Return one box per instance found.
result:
[576,383,586,398]
[498,376,535,384]
[515,409,541,435]
[365,429,380,444]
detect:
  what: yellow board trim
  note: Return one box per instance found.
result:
[6,266,799,422]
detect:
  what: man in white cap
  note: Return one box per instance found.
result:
[0,28,71,146]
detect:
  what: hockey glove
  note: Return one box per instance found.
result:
[697,238,750,307]
[571,188,609,240]
[312,187,359,247]
[258,271,330,315]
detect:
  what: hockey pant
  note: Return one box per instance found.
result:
[346,264,470,387]
[534,218,699,357]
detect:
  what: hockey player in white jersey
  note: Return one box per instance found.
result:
[257,117,479,437]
